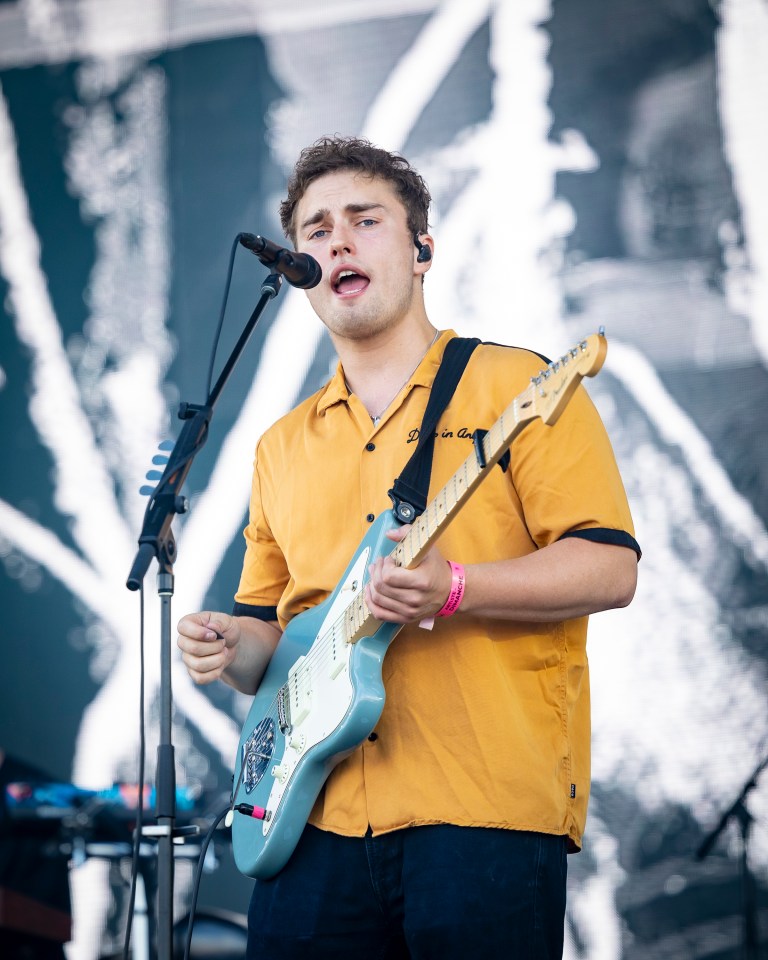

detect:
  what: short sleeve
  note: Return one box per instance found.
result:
[234,438,291,614]
[509,378,639,556]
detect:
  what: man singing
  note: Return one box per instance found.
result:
[178,135,640,959]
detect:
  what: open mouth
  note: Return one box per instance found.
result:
[332,268,370,297]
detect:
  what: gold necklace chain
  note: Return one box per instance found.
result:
[349,328,439,425]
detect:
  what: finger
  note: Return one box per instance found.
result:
[369,555,421,591]
[364,584,411,624]
[381,565,435,600]
[366,575,433,619]
[202,612,240,643]
[367,577,421,611]
[384,524,410,542]
[178,611,237,646]
[367,562,413,607]
[177,612,214,641]
[177,633,226,658]
[184,662,224,686]
[179,646,229,683]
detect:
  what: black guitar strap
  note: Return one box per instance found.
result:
[388,336,481,523]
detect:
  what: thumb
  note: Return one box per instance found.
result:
[201,611,240,646]
[385,523,410,543]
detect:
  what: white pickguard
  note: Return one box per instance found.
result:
[262,547,370,833]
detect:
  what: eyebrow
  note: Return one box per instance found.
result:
[299,202,386,233]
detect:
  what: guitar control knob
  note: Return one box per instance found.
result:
[271,763,289,782]
[289,735,305,752]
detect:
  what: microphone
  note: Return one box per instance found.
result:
[239,233,322,289]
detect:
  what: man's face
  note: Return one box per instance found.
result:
[293,170,428,342]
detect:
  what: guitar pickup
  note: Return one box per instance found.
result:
[288,656,311,725]
[327,624,347,679]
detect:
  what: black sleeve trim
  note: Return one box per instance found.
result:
[559,528,641,559]
[232,601,279,621]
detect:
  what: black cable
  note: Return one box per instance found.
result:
[181,804,232,960]
[205,234,242,401]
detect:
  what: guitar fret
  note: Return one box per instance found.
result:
[482,430,491,466]
[466,457,475,489]
[493,418,503,455]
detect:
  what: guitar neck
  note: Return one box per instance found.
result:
[344,383,538,644]
[344,332,606,644]
[394,380,541,569]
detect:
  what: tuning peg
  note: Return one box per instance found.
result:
[139,484,156,497]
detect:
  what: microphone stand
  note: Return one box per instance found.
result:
[126,272,284,960]
[696,753,768,960]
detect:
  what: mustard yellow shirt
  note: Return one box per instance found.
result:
[234,330,639,850]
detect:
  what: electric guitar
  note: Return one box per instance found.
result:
[231,330,608,879]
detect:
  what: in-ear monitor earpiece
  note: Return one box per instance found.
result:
[414,234,432,263]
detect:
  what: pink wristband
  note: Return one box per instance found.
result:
[435,561,466,618]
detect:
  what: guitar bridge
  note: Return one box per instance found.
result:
[277,684,291,734]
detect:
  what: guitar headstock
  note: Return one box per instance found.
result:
[528,329,607,426]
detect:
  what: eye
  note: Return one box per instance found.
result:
[308,228,328,240]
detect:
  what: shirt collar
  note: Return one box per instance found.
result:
[316,329,458,416]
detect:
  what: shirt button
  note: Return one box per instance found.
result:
[365,442,376,452]
[366,513,375,523]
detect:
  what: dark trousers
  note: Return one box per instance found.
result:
[247,824,567,959]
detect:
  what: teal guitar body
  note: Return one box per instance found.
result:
[231,509,403,880]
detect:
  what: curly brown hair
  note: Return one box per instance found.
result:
[280,135,431,245]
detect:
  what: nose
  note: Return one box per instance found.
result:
[329,226,354,258]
